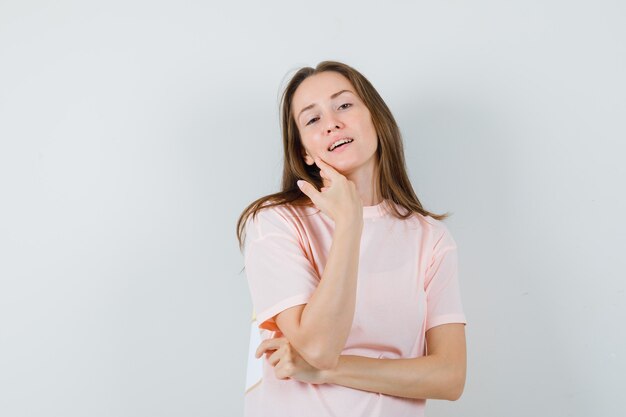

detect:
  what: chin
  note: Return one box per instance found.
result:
[342,154,378,177]
[327,157,354,170]
[329,159,362,176]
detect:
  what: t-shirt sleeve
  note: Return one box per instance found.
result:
[424,223,467,332]
[243,207,319,331]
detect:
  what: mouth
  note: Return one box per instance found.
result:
[328,137,354,152]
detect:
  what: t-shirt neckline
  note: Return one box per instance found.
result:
[363,199,389,219]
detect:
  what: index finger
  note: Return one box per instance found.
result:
[255,337,286,358]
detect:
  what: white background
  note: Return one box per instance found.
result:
[1,1,625,416]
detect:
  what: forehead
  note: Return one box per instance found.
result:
[292,71,355,112]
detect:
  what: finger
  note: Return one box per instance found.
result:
[296,180,321,203]
[259,336,287,352]
[268,345,287,366]
[255,337,286,358]
[314,156,343,180]
[255,342,273,358]
[256,339,284,358]
[274,359,295,380]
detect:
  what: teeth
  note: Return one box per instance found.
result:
[329,138,353,151]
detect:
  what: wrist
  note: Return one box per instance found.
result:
[334,219,363,233]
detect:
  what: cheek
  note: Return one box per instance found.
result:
[364,116,377,135]
[301,133,320,150]
[298,136,318,162]
[354,115,377,143]
[300,138,312,153]
[350,112,375,133]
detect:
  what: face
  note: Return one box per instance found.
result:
[292,71,378,177]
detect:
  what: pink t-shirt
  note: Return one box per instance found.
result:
[243,198,466,417]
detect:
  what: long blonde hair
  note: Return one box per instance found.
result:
[236,60,450,251]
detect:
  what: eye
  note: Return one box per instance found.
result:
[306,117,319,126]
[338,103,352,110]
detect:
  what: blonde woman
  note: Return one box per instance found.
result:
[237,61,467,417]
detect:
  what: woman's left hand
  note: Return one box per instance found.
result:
[255,331,327,384]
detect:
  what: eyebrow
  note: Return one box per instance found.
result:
[297,89,354,122]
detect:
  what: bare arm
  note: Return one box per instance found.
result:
[320,324,467,400]
[257,323,466,400]
[275,220,362,370]
[274,157,363,370]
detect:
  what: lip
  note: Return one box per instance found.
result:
[329,140,352,153]
[327,136,353,152]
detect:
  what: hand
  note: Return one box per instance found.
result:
[296,156,363,227]
[255,331,327,385]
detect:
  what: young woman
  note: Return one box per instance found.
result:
[236,61,467,417]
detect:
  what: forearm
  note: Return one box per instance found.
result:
[321,354,465,401]
[297,221,362,368]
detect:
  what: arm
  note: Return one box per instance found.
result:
[259,323,466,400]
[267,157,364,371]
[321,323,466,400]
[275,220,362,370]
[257,208,467,394]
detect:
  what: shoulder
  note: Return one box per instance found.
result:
[381,201,456,251]
[411,210,457,251]
[245,201,315,243]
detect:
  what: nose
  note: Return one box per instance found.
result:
[325,115,343,134]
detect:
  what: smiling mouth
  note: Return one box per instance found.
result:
[328,138,354,152]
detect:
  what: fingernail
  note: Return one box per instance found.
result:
[296,180,303,188]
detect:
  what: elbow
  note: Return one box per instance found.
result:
[446,369,466,401]
[307,351,339,371]
[447,386,464,402]
[301,346,340,370]
[286,328,341,370]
